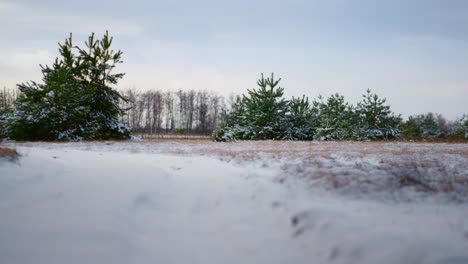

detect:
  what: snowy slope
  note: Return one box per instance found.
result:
[1,142,468,264]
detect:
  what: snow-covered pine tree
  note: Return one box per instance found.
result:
[212,73,289,141]
[356,89,401,140]
[5,32,131,141]
[73,31,130,140]
[282,95,315,140]
[243,73,289,139]
[312,93,357,140]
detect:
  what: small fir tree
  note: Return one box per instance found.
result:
[282,95,315,140]
[312,93,357,140]
[212,73,290,141]
[356,89,401,139]
[243,73,289,139]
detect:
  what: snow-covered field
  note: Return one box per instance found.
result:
[1,140,467,264]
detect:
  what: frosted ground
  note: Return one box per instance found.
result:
[1,140,467,264]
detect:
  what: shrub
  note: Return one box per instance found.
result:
[402,113,447,138]
[452,114,468,139]
[174,128,187,134]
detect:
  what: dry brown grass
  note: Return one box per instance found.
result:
[0,147,18,160]
[164,140,468,158]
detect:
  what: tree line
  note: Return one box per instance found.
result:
[2,76,466,141]
[119,89,225,135]
[0,31,466,141]
[212,73,467,141]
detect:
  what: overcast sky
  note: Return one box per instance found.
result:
[1,0,467,119]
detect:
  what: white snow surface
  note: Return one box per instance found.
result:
[1,141,468,264]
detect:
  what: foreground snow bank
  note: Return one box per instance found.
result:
[1,142,468,264]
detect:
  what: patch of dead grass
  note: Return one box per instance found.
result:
[0,147,18,160]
